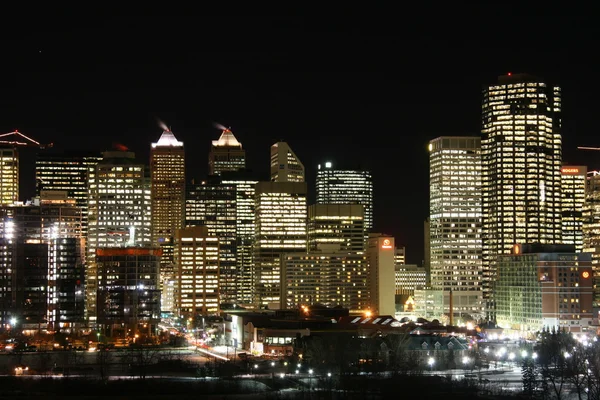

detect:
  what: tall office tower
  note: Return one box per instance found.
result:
[270,142,304,182]
[316,162,374,230]
[96,247,161,337]
[428,136,483,320]
[185,177,237,302]
[394,247,406,266]
[221,170,258,305]
[174,226,220,316]
[0,148,18,205]
[307,204,365,253]
[87,150,152,325]
[150,128,185,275]
[561,165,586,253]
[366,233,395,315]
[254,182,307,307]
[209,127,245,175]
[481,73,562,315]
[583,171,600,308]
[35,151,103,238]
[0,195,84,331]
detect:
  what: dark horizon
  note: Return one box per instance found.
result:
[3,13,599,265]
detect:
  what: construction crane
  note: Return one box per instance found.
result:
[0,130,53,149]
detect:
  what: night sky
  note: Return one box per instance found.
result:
[2,13,598,265]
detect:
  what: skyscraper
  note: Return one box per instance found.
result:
[209,127,245,176]
[0,148,18,205]
[270,142,304,182]
[87,150,152,324]
[35,151,103,238]
[481,73,562,315]
[254,181,307,306]
[561,165,586,253]
[185,177,237,303]
[221,170,258,305]
[316,162,373,230]
[150,128,185,272]
[428,136,483,320]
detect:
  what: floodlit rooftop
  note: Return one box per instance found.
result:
[152,130,183,148]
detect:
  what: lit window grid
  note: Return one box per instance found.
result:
[185,183,237,302]
[561,171,586,253]
[316,169,373,230]
[86,162,152,320]
[150,148,185,244]
[254,190,307,306]
[175,237,220,315]
[481,78,562,310]
[222,179,258,305]
[282,253,368,312]
[307,204,365,253]
[0,149,19,206]
[429,137,483,316]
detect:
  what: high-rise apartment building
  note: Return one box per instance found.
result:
[254,182,307,307]
[307,204,365,253]
[316,162,374,230]
[0,195,84,331]
[481,73,562,314]
[150,128,185,273]
[561,165,586,253]
[221,170,258,305]
[496,244,593,334]
[87,151,152,324]
[0,148,18,205]
[185,177,237,302]
[96,247,161,337]
[174,226,220,316]
[281,248,367,312]
[35,151,103,238]
[270,142,304,183]
[428,136,483,320]
[209,128,245,176]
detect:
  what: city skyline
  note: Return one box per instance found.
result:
[2,13,599,265]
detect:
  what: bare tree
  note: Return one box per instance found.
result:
[536,329,575,400]
[97,347,113,381]
[125,346,160,380]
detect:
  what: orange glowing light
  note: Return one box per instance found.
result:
[513,244,521,255]
[583,271,590,279]
[381,238,392,249]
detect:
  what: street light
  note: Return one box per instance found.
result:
[521,350,528,358]
[428,357,435,372]
[532,352,538,360]
[9,317,17,327]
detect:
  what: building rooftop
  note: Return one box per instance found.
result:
[152,130,183,148]
[212,129,242,148]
